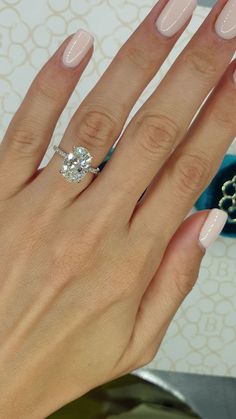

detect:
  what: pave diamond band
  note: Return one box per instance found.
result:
[53,145,100,183]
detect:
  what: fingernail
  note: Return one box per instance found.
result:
[156,0,197,38]
[62,29,94,68]
[199,209,228,250]
[215,0,236,40]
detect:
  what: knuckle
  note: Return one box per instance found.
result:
[124,47,156,71]
[174,150,212,197]
[135,113,179,160]
[172,263,199,300]
[34,75,61,104]
[8,127,42,156]
[211,105,235,131]
[77,110,118,150]
[183,46,217,80]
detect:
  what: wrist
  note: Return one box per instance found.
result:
[0,358,89,419]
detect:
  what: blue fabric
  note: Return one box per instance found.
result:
[195,155,236,238]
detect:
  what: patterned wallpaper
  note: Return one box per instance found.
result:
[0,0,235,377]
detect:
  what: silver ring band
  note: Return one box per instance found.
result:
[53,145,100,183]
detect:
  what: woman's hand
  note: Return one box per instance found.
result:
[0,0,235,417]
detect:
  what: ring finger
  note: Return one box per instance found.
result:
[37,0,197,205]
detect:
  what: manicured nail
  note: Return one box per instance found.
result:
[199,209,228,250]
[215,0,236,40]
[156,0,197,38]
[62,29,94,68]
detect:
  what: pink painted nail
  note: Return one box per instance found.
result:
[215,0,236,40]
[62,29,94,68]
[156,0,197,38]
[199,209,228,250]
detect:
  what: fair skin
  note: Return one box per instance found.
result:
[0,0,235,417]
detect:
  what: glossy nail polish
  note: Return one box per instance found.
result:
[62,29,94,68]
[215,0,236,40]
[156,0,197,38]
[199,209,228,250]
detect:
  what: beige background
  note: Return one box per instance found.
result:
[0,0,235,377]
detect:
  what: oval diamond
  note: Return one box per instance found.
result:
[57,146,95,183]
[73,147,92,169]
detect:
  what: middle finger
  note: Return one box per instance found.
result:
[95,0,236,213]
[39,0,196,204]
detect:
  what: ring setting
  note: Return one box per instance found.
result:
[53,145,100,183]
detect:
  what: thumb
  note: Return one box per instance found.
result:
[150,208,228,313]
[129,209,228,363]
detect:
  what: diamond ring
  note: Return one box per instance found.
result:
[53,145,100,183]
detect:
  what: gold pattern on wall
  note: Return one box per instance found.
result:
[0,0,235,378]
